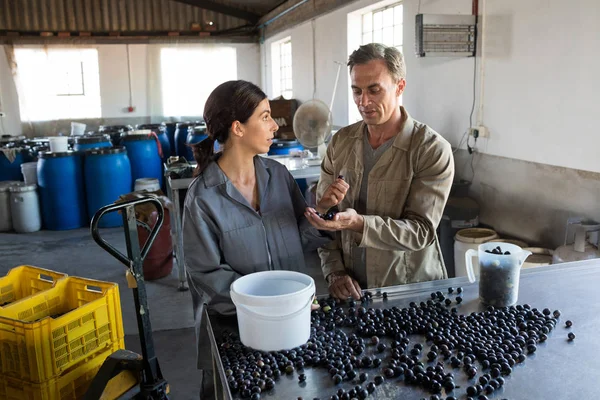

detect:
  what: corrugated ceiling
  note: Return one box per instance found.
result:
[0,0,259,32]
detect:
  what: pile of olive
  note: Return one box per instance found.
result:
[217,290,570,400]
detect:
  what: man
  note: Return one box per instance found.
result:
[305,43,454,300]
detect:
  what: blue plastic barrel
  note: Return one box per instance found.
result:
[161,122,177,157]
[174,122,193,159]
[84,147,132,228]
[185,124,208,162]
[137,124,169,163]
[268,139,304,156]
[37,151,87,230]
[120,133,163,189]
[73,134,112,152]
[99,125,133,146]
[0,148,32,181]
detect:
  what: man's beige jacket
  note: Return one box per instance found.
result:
[317,107,455,288]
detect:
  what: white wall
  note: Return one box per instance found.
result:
[263,0,600,174]
[0,42,260,130]
[405,0,600,174]
[0,48,22,136]
[98,45,149,118]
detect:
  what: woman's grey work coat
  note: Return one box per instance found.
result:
[182,155,331,368]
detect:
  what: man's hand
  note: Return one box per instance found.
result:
[316,176,349,214]
[305,207,364,233]
[327,272,362,300]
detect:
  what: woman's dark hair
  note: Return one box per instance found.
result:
[191,80,267,176]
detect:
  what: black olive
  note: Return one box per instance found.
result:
[359,372,368,382]
[448,287,454,294]
[457,287,463,293]
[250,393,260,400]
[374,375,384,385]
[568,332,576,341]
[456,296,463,304]
[565,320,573,328]
[298,374,306,382]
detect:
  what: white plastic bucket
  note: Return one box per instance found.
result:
[21,162,38,185]
[134,178,161,192]
[454,228,499,277]
[230,270,315,352]
[49,136,69,152]
[71,122,86,136]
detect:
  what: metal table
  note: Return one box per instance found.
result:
[206,259,600,399]
[165,159,322,291]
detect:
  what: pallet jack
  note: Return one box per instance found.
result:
[84,196,170,400]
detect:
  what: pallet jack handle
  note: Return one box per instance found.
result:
[87,195,169,399]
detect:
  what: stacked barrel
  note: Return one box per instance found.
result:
[0,123,174,232]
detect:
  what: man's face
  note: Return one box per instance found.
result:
[350,59,405,126]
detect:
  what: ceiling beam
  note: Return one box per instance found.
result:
[258,0,358,40]
[170,0,261,23]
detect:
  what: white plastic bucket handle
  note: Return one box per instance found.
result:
[231,291,314,321]
[464,249,477,283]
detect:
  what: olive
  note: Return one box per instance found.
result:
[374,375,384,385]
[565,320,573,328]
[568,332,576,341]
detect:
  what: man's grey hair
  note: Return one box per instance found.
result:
[347,43,406,82]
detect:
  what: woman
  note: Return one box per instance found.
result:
[182,80,348,399]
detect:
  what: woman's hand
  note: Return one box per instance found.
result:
[311,295,320,311]
[316,176,349,214]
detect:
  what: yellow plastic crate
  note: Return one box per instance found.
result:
[0,347,120,400]
[0,277,125,383]
[0,266,67,309]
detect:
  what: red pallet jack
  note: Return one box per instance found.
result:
[84,196,170,400]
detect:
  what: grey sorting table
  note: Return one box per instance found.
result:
[165,159,322,291]
[206,259,600,399]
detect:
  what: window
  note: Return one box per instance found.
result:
[161,46,237,117]
[14,48,101,121]
[362,3,403,51]
[271,37,293,99]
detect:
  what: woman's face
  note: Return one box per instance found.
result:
[239,98,279,155]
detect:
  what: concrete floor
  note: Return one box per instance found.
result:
[0,227,327,399]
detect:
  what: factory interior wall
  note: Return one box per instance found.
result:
[261,0,600,249]
[0,42,261,136]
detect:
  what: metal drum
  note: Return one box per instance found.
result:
[120,132,163,189]
[9,183,41,233]
[37,151,87,230]
[73,134,112,152]
[185,124,208,162]
[84,147,132,228]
